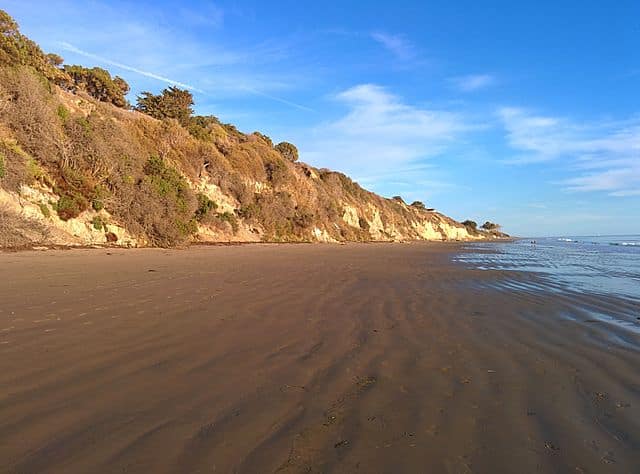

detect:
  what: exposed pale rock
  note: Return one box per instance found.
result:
[342,205,360,228]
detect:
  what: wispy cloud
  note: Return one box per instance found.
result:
[563,167,640,196]
[59,42,203,92]
[299,84,470,192]
[450,74,496,92]
[499,107,640,196]
[371,32,416,61]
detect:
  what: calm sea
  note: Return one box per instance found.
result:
[457,235,640,301]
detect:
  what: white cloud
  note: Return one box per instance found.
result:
[451,74,495,92]
[300,84,469,185]
[499,107,640,196]
[371,32,416,60]
[563,166,640,195]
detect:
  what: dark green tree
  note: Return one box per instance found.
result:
[462,220,478,230]
[136,86,194,126]
[0,10,65,81]
[46,53,64,67]
[187,115,221,141]
[481,221,500,231]
[62,65,130,107]
[113,76,130,96]
[274,141,299,162]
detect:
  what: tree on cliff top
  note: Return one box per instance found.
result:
[46,53,64,67]
[481,221,500,231]
[63,65,130,108]
[0,10,65,82]
[136,86,194,126]
[462,220,477,230]
[274,141,299,162]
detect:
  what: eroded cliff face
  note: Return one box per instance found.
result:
[0,58,499,249]
[0,174,484,249]
[0,185,137,248]
[0,80,489,249]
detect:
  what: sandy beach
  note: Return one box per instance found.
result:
[1,243,638,473]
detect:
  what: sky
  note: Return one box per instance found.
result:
[3,0,639,236]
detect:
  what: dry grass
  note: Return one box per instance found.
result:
[0,64,471,247]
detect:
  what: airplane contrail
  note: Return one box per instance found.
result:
[59,41,314,112]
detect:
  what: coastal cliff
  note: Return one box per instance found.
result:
[0,10,505,249]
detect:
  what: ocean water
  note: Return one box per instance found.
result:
[456,235,640,301]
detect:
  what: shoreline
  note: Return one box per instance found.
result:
[0,236,515,254]
[1,243,636,472]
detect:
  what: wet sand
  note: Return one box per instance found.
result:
[1,243,639,473]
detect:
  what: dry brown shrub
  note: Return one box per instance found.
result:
[0,67,64,167]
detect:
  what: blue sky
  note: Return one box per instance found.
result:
[4,0,639,236]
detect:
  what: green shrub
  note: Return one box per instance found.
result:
[91,215,106,230]
[136,86,193,125]
[176,218,198,236]
[195,193,217,221]
[187,115,221,141]
[133,155,198,244]
[481,221,500,231]
[92,198,104,211]
[274,141,298,162]
[26,157,46,183]
[462,220,477,231]
[265,159,287,183]
[218,211,238,233]
[0,10,65,82]
[46,53,63,66]
[411,201,425,209]
[56,104,69,122]
[54,193,88,220]
[75,116,91,134]
[91,185,108,211]
[238,202,260,220]
[0,153,5,179]
[62,65,129,108]
[60,165,87,189]
[38,202,50,217]
[144,156,189,205]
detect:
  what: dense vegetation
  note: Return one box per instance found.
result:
[0,10,504,247]
[481,221,500,231]
[0,10,64,81]
[462,220,477,231]
[62,65,130,108]
[274,141,299,162]
[135,86,193,125]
